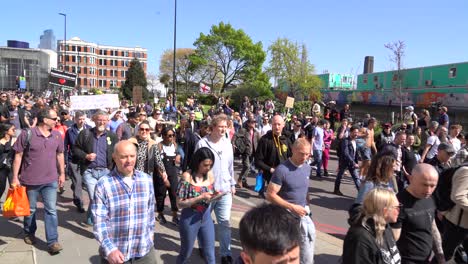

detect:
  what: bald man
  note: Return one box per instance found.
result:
[255,115,292,198]
[92,141,157,264]
[391,164,444,264]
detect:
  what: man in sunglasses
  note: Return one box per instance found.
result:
[11,109,66,254]
[0,92,11,123]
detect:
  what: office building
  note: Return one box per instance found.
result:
[57,37,147,90]
[38,29,56,50]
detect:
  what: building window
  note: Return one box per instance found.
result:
[373,75,378,83]
[83,78,87,86]
[124,51,129,57]
[449,67,457,78]
[363,75,368,84]
[83,67,87,74]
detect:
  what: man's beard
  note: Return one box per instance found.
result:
[97,125,106,132]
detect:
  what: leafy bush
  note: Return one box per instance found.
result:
[293,101,312,115]
[197,94,218,106]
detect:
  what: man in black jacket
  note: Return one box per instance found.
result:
[255,115,292,198]
[181,120,209,172]
[73,110,118,225]
[334,125,360,195]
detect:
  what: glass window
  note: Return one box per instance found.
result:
[373,75,378,83]
[363,75,368,84]
[449,67,457,78]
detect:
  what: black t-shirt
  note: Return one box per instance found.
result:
[391,189,436,262]
[402,147,417,175]
[343,219,401,264]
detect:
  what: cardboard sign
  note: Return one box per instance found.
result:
[285,96,295,108]
[69,94,119,110]
[132,86,143,105]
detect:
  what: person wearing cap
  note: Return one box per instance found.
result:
[108,110,124,133]
[421,123,446,163]
[116,111,139,140]
[376,123,395,152]
[403,106,418,133]
[427,142,455,175]
[438,107,449,129]
[59,109,74,128]
[147,109,163,130]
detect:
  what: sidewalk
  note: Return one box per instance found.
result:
[0,181,343,264]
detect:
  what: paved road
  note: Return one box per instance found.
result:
[0,151,349,263]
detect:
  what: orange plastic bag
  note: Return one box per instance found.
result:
[2,186,30,218]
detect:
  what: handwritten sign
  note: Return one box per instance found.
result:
[285,96,295,108]
[69,94,119,110]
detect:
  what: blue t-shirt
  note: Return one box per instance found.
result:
[108,119,123,133]
[271,159,311,207]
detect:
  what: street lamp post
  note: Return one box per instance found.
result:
[59,13,67,72]
[172,0,177,107]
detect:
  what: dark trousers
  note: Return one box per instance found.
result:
[100,247,157,264]
[154,171,178,213]
[0,167,11,199]
[334,165,360,191]
[442,217,468,261]
[68,162,83,205]
[238,154,252,183]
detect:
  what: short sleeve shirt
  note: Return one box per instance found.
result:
[13,127,64,185]
[270,159,310,207]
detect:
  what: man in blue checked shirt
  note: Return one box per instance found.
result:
[92,140,157,264]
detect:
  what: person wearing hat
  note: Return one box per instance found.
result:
[403,106,418,133]
[116,112,139,140]
[376,123,395,152]
[438,106,449,129]
[427,142,456,175]
[59,109,74,128]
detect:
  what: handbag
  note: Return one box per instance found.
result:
[254,172,263,192]
[2,186,31,218]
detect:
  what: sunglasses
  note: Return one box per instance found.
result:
[139,128,151,132]
[47,117,58,121]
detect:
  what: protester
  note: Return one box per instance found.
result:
[155,126,181,225]
[343,188,401,264]
[390,164,445,264]
[64,111,90,213]
[11,108,65,254]
[92,141,157,264]
[255,115,292,198]
[73,110,118,225]
[195,114,236,264]
[176,147,216,264]
[0,123,15,199]
[267,138,315,264]
[334,125,361,195]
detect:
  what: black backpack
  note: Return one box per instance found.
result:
[434,165,466,212]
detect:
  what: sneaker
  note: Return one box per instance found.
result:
[48,242,63,255]
[58,187,65,195]
[24,234,36,245]
[221,256,233,264]
[242,181,250,188]
[324,170,329,177]
[156,214,167,224]
[311,165,318,170]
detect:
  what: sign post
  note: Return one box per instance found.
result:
[132,86,143,105]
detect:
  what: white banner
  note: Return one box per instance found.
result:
[69,94,120,110]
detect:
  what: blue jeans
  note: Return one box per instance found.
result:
[313,149,323,177]
[177,206,215,264]
[212,192,232,257]
[334,165,360,191]
[83,168,109,223]
[24,181,58,246]
[300,215,316,264]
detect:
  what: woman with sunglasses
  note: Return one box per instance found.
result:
[128,120,167,187]
[155,126,181,225]
[342,188,401,264]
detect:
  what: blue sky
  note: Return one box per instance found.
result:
[1,0,467,77]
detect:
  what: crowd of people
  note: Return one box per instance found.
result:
[0,90,467,264]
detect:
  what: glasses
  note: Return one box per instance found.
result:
[390,203,403,211]
[166,134,175,137]
[139,128,151,132]
[46,117,58,121]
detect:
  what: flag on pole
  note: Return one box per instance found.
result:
[199,83,211,94]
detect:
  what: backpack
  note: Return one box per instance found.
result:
[232,130,251,156]
[434,165,466,212]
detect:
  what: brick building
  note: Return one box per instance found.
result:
[57,37,147,90]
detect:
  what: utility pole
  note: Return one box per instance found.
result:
[172,0,177,107]
[59,13,67,71]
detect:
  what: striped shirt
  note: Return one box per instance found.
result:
[92,169,155,260]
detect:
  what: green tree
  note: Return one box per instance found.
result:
[121,58,149,101]
[266,38,321,100]
[193,22,266,93]
[159,48,200,94]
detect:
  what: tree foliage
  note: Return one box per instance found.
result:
[192,22,267,93]
[159,48,199,93]
[266,38,321,100]
[121,58,149,101]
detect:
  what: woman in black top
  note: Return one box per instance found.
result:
[0,123,16,198]
[343,188,402,264]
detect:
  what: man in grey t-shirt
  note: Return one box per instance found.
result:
[267,138,316,264]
